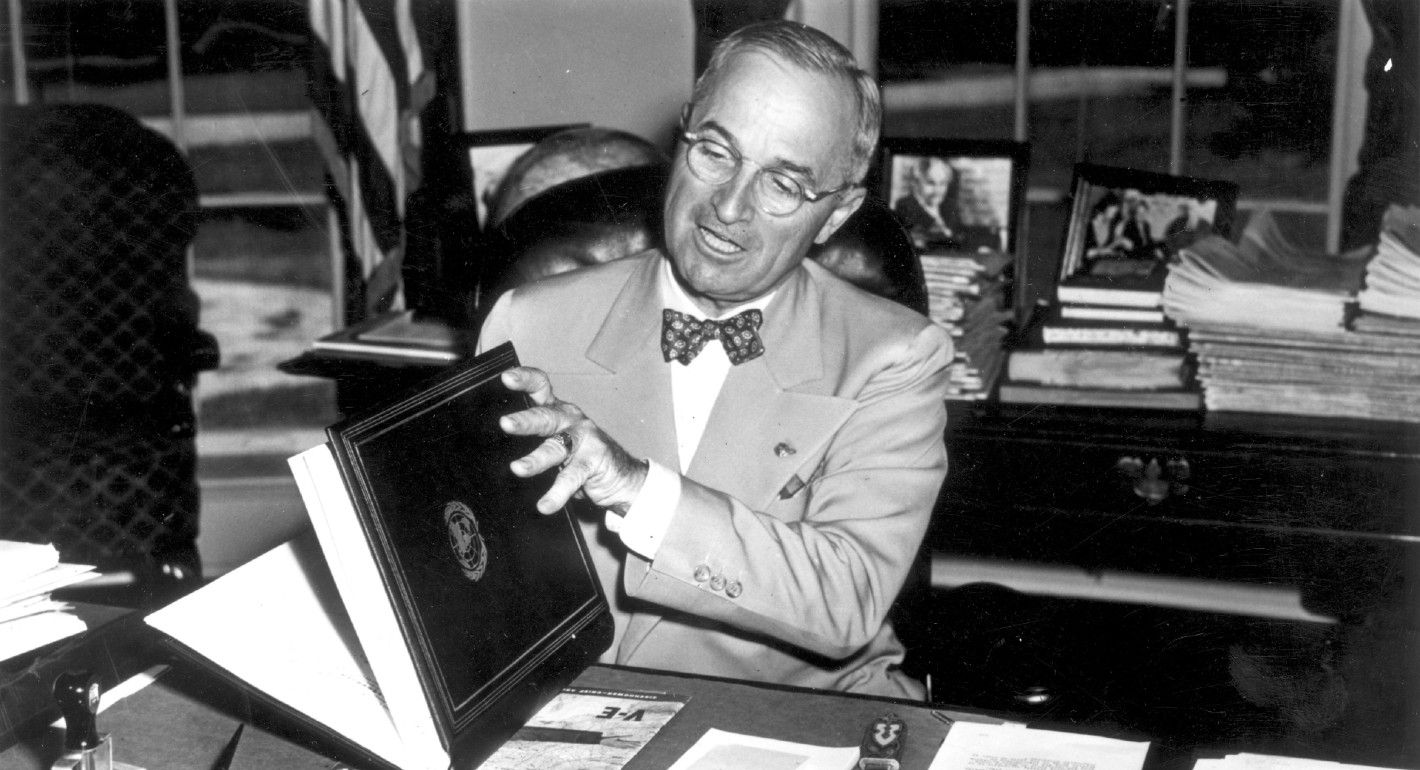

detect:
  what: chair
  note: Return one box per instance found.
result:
[474,164,929,319]
[0,103,219,606]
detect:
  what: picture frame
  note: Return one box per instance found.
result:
[877,138,1030,256]
[459,124,588,230]
[1054,163,1239,306]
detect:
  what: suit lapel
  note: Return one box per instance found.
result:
[687,265,855,509]
[583,255,679,469]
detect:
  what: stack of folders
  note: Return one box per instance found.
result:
[0,540,99,663]
[918,249,1015,400]
[1163,211,1420,421]
[1355,205,1420,336]
[1001,273,1196,411]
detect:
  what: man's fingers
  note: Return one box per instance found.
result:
[501,367,555,404]
[509,434,573,478]
[536,465,587,515]
[499,405,567,436]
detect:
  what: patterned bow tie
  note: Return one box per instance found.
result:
[660,308,765,366]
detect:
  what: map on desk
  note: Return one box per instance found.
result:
[480,686,688,770]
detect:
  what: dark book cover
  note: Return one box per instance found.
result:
[324,341,613,768]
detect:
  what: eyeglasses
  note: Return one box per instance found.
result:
[677,128,851,217]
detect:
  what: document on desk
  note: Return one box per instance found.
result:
[1194,752,1405,770]
[0,540,98,663]
[480,686,689,770]
[665,728,861,770]
[928,722,1150,770]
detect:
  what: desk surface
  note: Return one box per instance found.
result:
[1,658,1001,770]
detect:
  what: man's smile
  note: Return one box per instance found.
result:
[695,223,745,255]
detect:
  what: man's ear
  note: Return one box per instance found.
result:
[812,186,866,245]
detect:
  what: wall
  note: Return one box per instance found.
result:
[456,0,694,146]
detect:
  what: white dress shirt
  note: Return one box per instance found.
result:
[606,259,775,559]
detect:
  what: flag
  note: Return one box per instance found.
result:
[309,0,437,321]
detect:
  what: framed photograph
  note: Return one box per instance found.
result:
[1055,163,1239,306]
[878,138,1030,255]
[459,124,588,230]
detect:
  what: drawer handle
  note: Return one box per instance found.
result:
[1115,456,1190,504]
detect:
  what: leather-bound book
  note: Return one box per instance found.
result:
[148,343,612,769]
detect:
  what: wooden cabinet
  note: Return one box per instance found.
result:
[913,403,1420,767]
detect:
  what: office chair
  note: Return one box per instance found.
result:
[0,103,219,606]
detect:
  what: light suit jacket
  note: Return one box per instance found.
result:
[478,250,951,698]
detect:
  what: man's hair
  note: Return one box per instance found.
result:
[690,20,881,186]
[909,156,952,183]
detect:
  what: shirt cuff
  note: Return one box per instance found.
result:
[611,459,681,560]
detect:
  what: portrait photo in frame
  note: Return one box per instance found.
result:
[1055,163,1239,305]
[878,138,1030,256]
[461,124,588,231]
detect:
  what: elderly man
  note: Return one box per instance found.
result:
[477,20,951,699]
[892,156,961,249]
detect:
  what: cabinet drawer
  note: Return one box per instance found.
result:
[941,434,1420,538]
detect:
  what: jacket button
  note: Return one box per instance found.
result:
[709,575,726,592]
[725,580,743,599]
[693,565,711,583]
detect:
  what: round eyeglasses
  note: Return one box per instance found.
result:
[678,130,851,217]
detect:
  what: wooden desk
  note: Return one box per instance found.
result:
[2,654,998,770]
[914,402,1420,768]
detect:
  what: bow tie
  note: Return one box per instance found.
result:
[660,308,765,366]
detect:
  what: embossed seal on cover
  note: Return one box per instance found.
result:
[443,501,489,581]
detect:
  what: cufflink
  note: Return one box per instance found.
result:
[693,565,711,583]
[774,442,796,458]
[709,575,726,592]
[725,580,743,599]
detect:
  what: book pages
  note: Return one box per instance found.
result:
[144,536,426,770]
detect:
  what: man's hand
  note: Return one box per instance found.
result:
[498,366,649,515]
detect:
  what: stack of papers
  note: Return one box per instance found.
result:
[1164,212,1369,333]
[0,540,99,662]
[1161,211,1420,421]
[1189,324,1420,421]
[1356,205,1420,325]
[918,250,1015,400]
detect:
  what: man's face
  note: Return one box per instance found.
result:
[913,160,951,208]
[663,51,865,315]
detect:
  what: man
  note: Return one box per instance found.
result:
[892,157,961,249]
[477,21,951,699]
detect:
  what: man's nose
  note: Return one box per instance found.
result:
[711,166,756,223]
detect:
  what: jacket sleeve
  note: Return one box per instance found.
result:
[623,322,952,660]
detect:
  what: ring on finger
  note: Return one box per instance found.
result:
[550,431,575,457]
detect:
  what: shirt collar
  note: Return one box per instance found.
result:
[659,257,776,321]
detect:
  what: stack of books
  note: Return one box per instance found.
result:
[1355,204,1420,336]
[1000,257,1196,410]
[1164,211,1420,421]
[918,249,1015,400]
[0,541,99,662]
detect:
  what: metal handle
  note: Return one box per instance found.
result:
[1115,456,1191,504]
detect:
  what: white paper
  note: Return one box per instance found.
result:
[1193,753,1406,770]
[929,722,1150,770]
[0,540,59,583]
[0,610,87,663]
[666,728,859,770]
[0,563,97,607]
